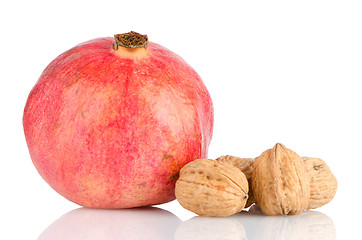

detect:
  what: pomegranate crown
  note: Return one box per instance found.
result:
[113,31,148,50]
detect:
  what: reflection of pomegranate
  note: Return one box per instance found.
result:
[23,32,213,208]
[38,207,181,240]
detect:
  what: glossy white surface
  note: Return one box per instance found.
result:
[37,206,336,240]
[1,0,362,239]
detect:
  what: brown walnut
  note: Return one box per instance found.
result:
[175,159,249,217]
[302,157,338,209]
[252,143,310,216]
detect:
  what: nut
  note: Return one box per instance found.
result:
[252,143,310,216]
[302,157,338,209]
[175,159,249,217]
[216,155,255,207]
[216,155,253,180]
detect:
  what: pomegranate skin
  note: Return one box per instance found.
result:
[23,37,213,208]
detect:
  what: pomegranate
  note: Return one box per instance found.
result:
[23,32,213,208]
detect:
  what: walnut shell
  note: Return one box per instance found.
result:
[175,159,249,217]
[302,157,338,209]
[252,143,310,216]
[216,155,255,208]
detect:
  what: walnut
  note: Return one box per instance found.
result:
[175,159,248,217]
[302,157,338,209]
[252,143,310,216]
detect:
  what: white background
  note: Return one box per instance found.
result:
[1,0,361,239]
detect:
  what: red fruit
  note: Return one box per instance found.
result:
[23,32,213,208]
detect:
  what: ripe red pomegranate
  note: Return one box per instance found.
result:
[23,32,213,208]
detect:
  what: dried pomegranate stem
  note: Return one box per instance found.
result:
[113,31,148,50]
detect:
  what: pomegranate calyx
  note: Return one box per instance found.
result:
[113,31,148,50]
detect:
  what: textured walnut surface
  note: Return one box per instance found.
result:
[216,155,255,208]
[252,144,310,216]
[302,157,338,209]
[175,159,248,217]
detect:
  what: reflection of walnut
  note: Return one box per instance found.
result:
[175,159,249,217]
[175,215,247,240]
[216,155,255,208]
[302,157,338,209]
[237,209,336,239]
[252,143,310,216]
